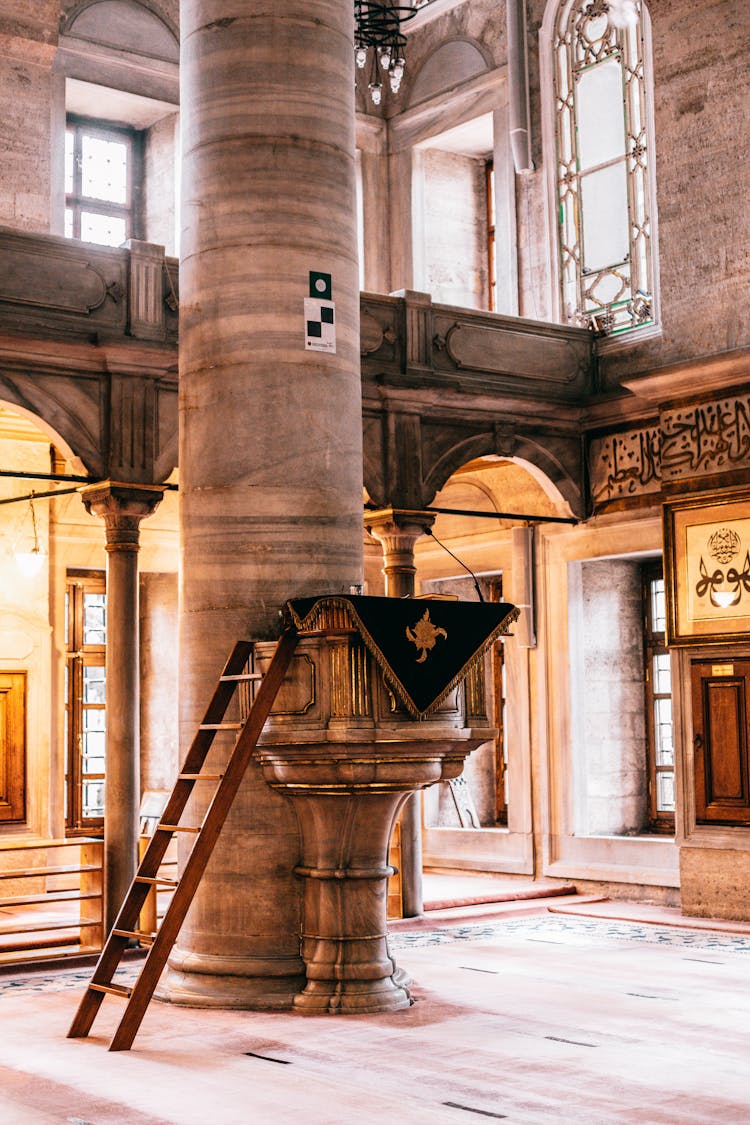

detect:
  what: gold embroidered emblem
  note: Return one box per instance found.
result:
[406,609,448,664]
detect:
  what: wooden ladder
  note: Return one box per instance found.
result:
[67,626,299,1052]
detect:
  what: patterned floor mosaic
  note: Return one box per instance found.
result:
[389,914,750,953]
[4,913,750,997]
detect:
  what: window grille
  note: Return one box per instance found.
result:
[65,117,139,248]
[552,0,655,336]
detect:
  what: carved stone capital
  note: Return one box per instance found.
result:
[364,507,436,598]
[364,507,435,553]
[81,480,164,552]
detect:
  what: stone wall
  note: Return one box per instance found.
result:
[569,558,648,836]
[417,148,488,310]
[144,112,179,256]
[0,2,58,233]
[522,0,750,386]
[0,430,54,838]
[681,847,750,922]
[596,0,750,387]
[139,571,179,793]
[381,0,750,385]
[420,574,499,828]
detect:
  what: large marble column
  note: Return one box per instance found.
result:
[364,508,435,917]
[81,482,164,932]
[167,0,363,1007]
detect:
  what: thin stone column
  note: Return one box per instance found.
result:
[168,0,363,1006]
[81,482,164,933]
[364,508,435,917]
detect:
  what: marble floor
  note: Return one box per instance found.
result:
[2,904,750,1124]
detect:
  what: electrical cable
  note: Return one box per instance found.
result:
[423,526,485,602]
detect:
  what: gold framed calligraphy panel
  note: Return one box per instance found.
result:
[664,487,750,646]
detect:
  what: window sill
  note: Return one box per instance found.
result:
[594,321,663,356]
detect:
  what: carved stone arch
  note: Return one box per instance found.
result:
[423,433,497,500]
[422,430,584,518]
[0,376,105,478]
[405,37,492,107]
[61,0,179,60]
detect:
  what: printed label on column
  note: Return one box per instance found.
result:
[305,271,336,353]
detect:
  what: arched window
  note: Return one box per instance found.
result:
[549,0,656,336]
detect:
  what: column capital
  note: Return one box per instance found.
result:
[364,507,435,551]
[81,480,164,552]
[364,508,435,599]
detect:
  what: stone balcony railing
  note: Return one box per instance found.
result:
[0,227,178,348]
[0,228,601,503]
[360,289,594,401]
[0,228,594,402]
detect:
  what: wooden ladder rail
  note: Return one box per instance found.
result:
[67,625,299,1052]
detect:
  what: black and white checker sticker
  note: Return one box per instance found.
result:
[305,271,336,353]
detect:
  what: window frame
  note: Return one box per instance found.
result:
[540,0,660,342]
[642,559,675,834]
[65,114,143,247]
[65,570,107,837]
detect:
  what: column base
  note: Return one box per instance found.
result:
[156,947,305,1010]
[293,973,412,1014]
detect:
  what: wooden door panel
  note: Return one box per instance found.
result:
[704,682,745,801]
[692,660,750,824]
[0,672,26,823]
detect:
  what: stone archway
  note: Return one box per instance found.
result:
[422,429,583,519]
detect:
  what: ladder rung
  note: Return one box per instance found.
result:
[178,773,223,781]
[66,626,300,1052]
[219,673,262,682]
[113,929,156,945]
[89,982,132,999]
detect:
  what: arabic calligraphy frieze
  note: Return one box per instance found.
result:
[661,394,750,481]
[589,394,750,506]
[589,426,662,505]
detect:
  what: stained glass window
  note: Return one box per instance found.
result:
[552,0,655,336]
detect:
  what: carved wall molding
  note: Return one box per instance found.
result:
[0,236,126,321]
[441,317,590,388]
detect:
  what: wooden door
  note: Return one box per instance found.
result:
[692,659,750,825]
[0,672,26,822]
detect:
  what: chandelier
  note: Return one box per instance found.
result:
[354,1,416,106]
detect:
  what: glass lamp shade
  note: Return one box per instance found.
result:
[15,547,46,578]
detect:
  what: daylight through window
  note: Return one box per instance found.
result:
[552,0,655,336]
[65,118,136,248]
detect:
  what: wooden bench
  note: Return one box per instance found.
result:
[0,838,104,965]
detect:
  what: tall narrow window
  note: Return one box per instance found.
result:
[642,561,675,832]
[65,572,106,835]
[552,1,655,336]
[65,117,139,247]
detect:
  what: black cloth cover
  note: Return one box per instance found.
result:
[284,595,519,719]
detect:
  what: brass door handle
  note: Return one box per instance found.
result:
[693,733,704,756]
